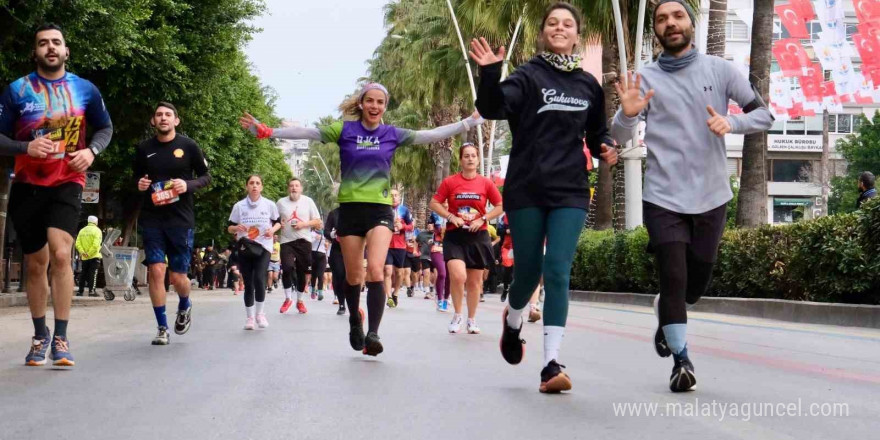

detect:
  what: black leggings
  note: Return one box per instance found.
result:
[502,266,513,291]
[328,246,346,303]
[655,243,716,326]
[310,251,327,290]
[240,248,271,307]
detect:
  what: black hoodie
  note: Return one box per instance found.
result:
[476,56,612,211]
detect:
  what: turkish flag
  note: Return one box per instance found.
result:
[853,33,880,66]
[820,81,838,98]
[787,102,805,118]
[790,0,815,21]
[775,4,809,39]
[799,75,822,102]
[772,39,810,76]
[854,0,880,24]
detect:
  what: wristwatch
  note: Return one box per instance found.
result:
[89,145,100,156]
[481,215,487,222]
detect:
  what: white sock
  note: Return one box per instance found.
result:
[506,305,526,329]
[543,326,565,367]
[255,301,265,316]
[283,288,292,300]
[296,290,304,302]
[246,306,255,318]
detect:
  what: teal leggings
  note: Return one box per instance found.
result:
[506,207,586,327]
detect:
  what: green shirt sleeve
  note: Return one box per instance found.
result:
[318,121,344,144]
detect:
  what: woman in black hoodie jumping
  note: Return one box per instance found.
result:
[470,2,618,393]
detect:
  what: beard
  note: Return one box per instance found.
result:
[35,54,66,72]
[657,26,694,53]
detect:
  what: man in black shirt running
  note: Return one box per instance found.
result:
[134,102,211,345]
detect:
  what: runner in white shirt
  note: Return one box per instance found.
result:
[276,178,322,314]
[227,175,281,330]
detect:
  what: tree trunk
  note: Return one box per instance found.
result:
[706,0,728,57]
[736,0,773,228]
[819,109,830,217]
[596,36,623,230]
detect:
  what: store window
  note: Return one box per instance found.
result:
[771,160,813,182]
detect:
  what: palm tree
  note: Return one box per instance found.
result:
[706,0,728,57]
[736,0,774,227]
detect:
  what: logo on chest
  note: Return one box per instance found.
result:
[538,89,590,114]
[356,135,381,150]
[21,101,47,115]
[704,86,714,92]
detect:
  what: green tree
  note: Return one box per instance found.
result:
[0,0,291,248]
[830,114,880,214]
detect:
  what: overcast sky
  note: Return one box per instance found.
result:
[245,0,388,126]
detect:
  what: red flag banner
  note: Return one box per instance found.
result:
[854,0,880,24]
[799,75,823,102]
[820,81,838,98]
[772,39,811,76]
[775,4,809,39]
[791,0,816,21]
[853,33,880,66]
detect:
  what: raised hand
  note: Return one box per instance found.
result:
[469,37,505,67]
[239,112,258,131]
[706,106,732,137]
[613,71,655,118]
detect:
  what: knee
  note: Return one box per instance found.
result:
[449,269,466,285]
[51,248,71,268]
[368,266,385,282]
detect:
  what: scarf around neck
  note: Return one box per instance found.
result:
[657,46,698,73]
[540,52,583,72]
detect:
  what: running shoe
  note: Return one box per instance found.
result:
[363,331,384,356]
[480,293,486,303]
[424,292,433,300]
[25,331,51,366]
[406,287,413,298]
[333,298,339,305]
[151,326,170,345]
[500,307,525,365]
[539,360,572,394]
[256,314,269,328]
[317,291,324,301]
[653,294,672,358]
[669,350,697,392]
[467,319,481,334]
[392,295,399,307]
[528,306,542,323]
[50,336,75,368]
[310,289,317,300]
[387,296,396,308]
[268,286,273,294]
[441,299,449,312]
[436,300,443,312]
[244,317,255,330]
[349,308,365,351]
[174,303,192,335]
[336,305,346,315]
[88,291,98,297]
[448,314,463,333]
[280,298,293,314]
[296,301,308,314]
[500,288,508,303]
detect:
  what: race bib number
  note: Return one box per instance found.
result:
[458,207,478,225]
[151,181,180,206]
[247,226,261,240]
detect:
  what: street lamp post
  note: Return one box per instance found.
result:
[445,0,485,174]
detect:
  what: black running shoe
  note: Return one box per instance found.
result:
[337,305,346,316]
[363,331,383,356]
[174,303,192,335]
[653,294,672,357]
[539,360,572,393]
[406,287,413,298]
[500,289,508,303]
[392,295,399,307]
[349,308,365,351]
[669,351,697,392]
[499,308,525,365]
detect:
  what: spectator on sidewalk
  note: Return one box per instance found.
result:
[75,216,102,297]
[857,171,877,209]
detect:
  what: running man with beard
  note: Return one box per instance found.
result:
[1,24,113,367]
[136,102,211,345]
[611,0,773,392]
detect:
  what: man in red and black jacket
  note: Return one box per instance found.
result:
[383,188,412,308]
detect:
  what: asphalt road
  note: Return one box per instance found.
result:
[1,288,878,440]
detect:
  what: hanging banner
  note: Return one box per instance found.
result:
[83,172,100,204]
[775,4,809,38]
[772,39,811,76]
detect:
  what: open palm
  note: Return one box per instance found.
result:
[469,37,505,66]
[613,72,655,118]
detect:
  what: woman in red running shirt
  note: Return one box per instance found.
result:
[429,143,503,335]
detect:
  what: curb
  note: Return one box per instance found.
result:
[570,290,880,329]
[0,292,109,308]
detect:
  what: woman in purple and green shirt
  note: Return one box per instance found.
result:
[240,83,481,356]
